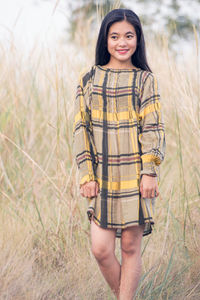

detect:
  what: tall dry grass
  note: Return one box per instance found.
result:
[0,17,200,300]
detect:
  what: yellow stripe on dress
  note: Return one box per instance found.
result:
[97,178,138,190]
[91,109,139,122]
[139,102,161,120]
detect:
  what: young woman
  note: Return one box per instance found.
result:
[73,8,166,300]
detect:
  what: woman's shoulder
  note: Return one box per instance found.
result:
[139,70,159,86]
[78,65,96,88]
[139,70,161,99]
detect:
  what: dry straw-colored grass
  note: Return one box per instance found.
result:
[0,12,200,300]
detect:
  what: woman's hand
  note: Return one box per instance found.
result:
[140,175,159,198]
[80,180,99,198]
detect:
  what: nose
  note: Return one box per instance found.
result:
[118,37,127,47]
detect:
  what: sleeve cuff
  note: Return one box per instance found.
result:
[80,173,97,187]
[140,161,159,177]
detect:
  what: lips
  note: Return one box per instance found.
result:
[117,49,129,54]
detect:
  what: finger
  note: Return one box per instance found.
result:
[88,186,93,198]
[146,191,150,198]
[151,189,156,198]
[94,182,97,193]
[82,186,86,197]
[142,189,147,198]
[92,182,97,197]
[82,183,88,197]
[140,181,143,194]
[145,188,151,198]
[85,186,90,198]
[155,186,159,197]
[95,184,98,195]
[150,190,154,198]
[91,185,96,198]
[95,183,98,196]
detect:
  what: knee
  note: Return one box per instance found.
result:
[121,240,138,257]
[91,243,113,264]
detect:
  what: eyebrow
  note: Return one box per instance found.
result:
[109,31,135,35]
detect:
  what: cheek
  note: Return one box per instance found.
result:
[108,43,113,51]
[128,40,137,51]
[107,40,115,52]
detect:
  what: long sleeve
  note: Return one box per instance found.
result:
[138,72,166,180]
[72,73,98,187]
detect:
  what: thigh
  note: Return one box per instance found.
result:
[90,219,116,253]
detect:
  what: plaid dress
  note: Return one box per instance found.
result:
[72,64,166,237]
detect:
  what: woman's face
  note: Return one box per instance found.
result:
[107,20,137,66]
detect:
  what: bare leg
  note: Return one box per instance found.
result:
[90,219,121,298]
[119,225,144,300]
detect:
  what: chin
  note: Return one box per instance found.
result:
[116,54,134,61]
[117,57,132,62]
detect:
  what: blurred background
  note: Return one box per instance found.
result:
[0,0,199,55]
[0,0,200,299]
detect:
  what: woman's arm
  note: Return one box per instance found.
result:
[72,73,98,188]
[138,72,166,191]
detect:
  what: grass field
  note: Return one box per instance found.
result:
[0,20,200,299]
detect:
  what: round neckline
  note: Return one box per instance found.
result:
[96,64,140,72]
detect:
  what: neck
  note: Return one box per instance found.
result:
[105,59,135,69]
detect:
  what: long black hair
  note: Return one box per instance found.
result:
[95,9,152,72]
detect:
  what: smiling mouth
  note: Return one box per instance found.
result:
[117,49,129,54]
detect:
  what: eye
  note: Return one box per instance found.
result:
[111,36,118,40]
[127,35,134,39]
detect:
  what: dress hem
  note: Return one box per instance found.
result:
[87,208,154,238]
